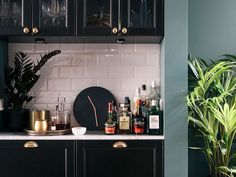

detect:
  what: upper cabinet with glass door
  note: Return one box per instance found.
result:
[0,0,31,35]
[78,0,163,37]
[33,0,76,36]
[0,0,75,36]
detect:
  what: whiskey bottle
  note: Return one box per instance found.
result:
[133,100,145,134]
[147,100,163,135]
[118,103,132,134]
[105,102,116,135]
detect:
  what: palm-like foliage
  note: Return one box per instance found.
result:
[5,50,61,110]
[187,55,236,177]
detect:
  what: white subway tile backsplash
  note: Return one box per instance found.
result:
[40,66,60,78]
[109,66,134,78]
[9,43,160,126]
[34,91,60,104]
[98,54,121,65]
[35,43,60,53]
[121,53,146,65]
[98,79,122,91]
[85,66,109,78]
[71,79,97,91]
[60,66,84,78]
[48,79,72,91]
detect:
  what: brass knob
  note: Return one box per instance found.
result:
[112,27,118,34]
[113,141,127,149]
[121,27,128,34]
[32,27,39,34]
[23,27,30,34]
[24,141,39,148]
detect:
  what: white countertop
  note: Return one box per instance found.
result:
[0,131,164,140]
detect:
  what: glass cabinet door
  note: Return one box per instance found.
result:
[79,0,118,35]
[33,0,75,35]
[0,0,31,35]
[123,0,163,35]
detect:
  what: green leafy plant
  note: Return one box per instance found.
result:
[5,50,61,110]
[187,54,236,177]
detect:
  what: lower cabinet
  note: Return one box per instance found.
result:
[0,140,74,177]
[76,140,164,177]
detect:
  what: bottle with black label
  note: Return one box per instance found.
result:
[117,103,132,134]
[147,100,163,135]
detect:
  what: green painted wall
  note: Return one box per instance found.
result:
[162,0,188,177]
[189,0,236,59]
[188,1,236,176]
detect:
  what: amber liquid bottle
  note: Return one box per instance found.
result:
[118,103,132,134]
[147,100,163,135]
[105,102,116,135]
[133,100,145,134]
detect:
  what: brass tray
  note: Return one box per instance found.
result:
[25,129,71,136]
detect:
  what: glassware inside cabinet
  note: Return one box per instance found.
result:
[85,0,111,27]
[41,0,67,27]
[0,0,22,27]
[129,0,155,28]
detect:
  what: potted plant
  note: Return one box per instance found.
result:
[4,50,61,131]
[187,54,236,177]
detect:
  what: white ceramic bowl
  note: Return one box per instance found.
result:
[71,127,87,135]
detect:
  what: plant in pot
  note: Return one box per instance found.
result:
[4,50,61,132]
[187,54,236,177]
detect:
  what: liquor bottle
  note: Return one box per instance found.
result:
[133,100,145,134]
[148,80,161,109]
[117,103,132,134]
[105,102,116,135]
[133,87,141,115]
[147,100,163,135]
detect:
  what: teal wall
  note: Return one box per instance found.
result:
[162,0,188,177]
[188,0,236,176]
[189,0,236,59]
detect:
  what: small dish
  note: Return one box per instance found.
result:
[71,127,87,135]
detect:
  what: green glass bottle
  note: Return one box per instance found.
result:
[147,100,163,135]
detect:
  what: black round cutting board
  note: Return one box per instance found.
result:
[73,86,116,130]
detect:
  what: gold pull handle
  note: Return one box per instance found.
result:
[24,141,38,148]
[121,27,128,34]
[32,27,39,34]
[23,27,30,34]
[112,27,118,34]
[113,141,127,149]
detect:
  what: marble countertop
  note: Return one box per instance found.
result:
[0,131,164,140]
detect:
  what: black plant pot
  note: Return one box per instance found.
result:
[5,109,29,132]
[0,110,7,132]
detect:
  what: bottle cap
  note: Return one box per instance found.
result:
[136,87,141,94]
[124,97,130,104]
[151,80,157,88]
[151,100,157,106]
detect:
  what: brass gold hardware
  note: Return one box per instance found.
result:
[24,141,39,148]
[23,27,30,34]
[32,27,39,34]
[121,27,128,34]
[113,141,127,148]
[112,28,118,34]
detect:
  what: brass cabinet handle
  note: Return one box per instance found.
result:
[112,27,118,34]
[24,141,38,148]
[23,27,30,34]
[121,27,128,34]
[32,27,39,34]
[113,141,127,149]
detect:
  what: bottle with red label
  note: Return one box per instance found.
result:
[133,99,145,134]
[104,102,116,135]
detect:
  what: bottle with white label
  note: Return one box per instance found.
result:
[117,103,132,134]
[147,100,163,135]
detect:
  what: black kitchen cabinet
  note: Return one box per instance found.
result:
[78,0,164,38]
[0,140,74,177]
[76,140,164,177]
[0,0,76,36]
